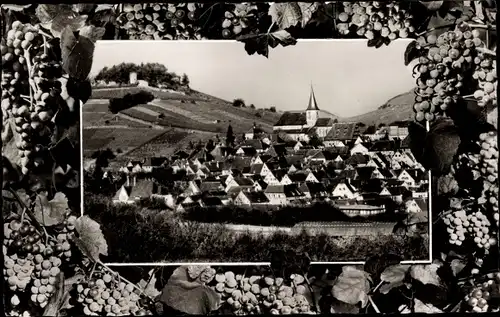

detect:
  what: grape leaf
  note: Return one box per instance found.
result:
[400,298,443,313]
[487,107,497,130]
[138,269,161,299]
[60,26,95,81]
[419,1,444,11]
[404,41,421,66]
[95,4,115,13]
[331,266,371,308]
[72,4,95,14]
[159,266,220,315]
[381,264,411,284]
[2,155,21,188]
[2,118,23,167]
[237,30,297,58]
[72,215,108,262]
[425,118,462,174]
[364,253,402,280]
[437,174,459,196]
[270,248,311,279]
[33,191,68,226]
[410,264,442,287]
[79,25,106,43]
[268,2,319,29]
[1,4,32,11]
[35,4,87,38]
[330,297,360,314]
[449,259,466,276]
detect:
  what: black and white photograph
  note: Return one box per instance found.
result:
[83,40,430,264]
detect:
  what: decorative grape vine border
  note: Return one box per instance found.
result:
[0,2,497,316]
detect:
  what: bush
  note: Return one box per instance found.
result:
[269,106,277,112]
[232,98,245,107]
[255,112,262,118]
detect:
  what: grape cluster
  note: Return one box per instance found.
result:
[1,21,65,175]
[4,215,78,310]
[473,52,497,108]
[412,27,484,122]
[337,2,415,41]
[443,208,496,249]
[30,254,62,308]
[221,3,259,39]
[464,272,500,313]
[76,274,151,316]
[116,3,205,40]
[211,271,314,315]
[478,132,499,224]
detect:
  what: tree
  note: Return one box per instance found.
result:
[250,104,255,109]
[378,123,386,128]
[269,106,276,112]
[333,118,338,123]
[308,132,323,147]
[226,124,235,147]
[181,73,190,87]
[364,125,376,134]
[232,98,245,107]
[206,139,215,152]
[357,122,366,127]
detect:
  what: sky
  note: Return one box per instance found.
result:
[90,40,416,118]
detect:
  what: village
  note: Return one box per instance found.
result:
[103,85,429,225]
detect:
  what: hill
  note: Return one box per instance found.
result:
[83,86,281,159]
[342,89,415,126]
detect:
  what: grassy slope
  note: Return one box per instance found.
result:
[83,87,281,158]
[341,89,415,126]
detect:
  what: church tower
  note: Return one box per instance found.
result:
[306,84,319,127]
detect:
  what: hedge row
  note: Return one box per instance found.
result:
[108,90,155,113]
[85,193,429,263]
[180,202,405,227]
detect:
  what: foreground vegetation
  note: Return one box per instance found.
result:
[85,193,429,263]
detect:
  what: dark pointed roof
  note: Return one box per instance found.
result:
[307,84,320,111]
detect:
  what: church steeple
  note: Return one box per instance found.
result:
[306,83,319,127]
[306,83,320,111]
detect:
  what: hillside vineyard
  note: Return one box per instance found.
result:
[90,85,429,237]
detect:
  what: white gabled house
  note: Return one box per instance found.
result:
[260,163,272,177]
[379,187,392,196]
[398,170,417,188]
[331,181,358,199]
[264,172,280,185]
[181,180,202,197]
[405,198,428,213]
[354,136,364,145]
[350,143,369,156]
[305,172,319,183]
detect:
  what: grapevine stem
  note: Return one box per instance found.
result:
[476,47,496,57]
[267,21,276,34]
[37,28,54,40]
[303,274,320,313]
[371,280,384,294]
[89,261,97,280]
[42,32,48,55]
[8,187,49,242]
[368,295,381,313]
[100,261,154,300]
[20,207,26,223]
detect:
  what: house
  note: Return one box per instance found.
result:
[385,186,409,203]
[299,182,329,199]
[323,122,358,146]
[181,180,201,197]
[397,169,426,188]
[281,172,308,185]
[234,191,270,206]
[331,181,358,199]
[388,124,409,140]
[200,196,224,208]
[350,143,369,155]
[112,178,154,204]
[405,198,428,213]
[412,184,429,198]
[265,184,305,205]
[236,146,258,157]
[225,177,255,192]
[314,118,334,138]
[244,123,266,140]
